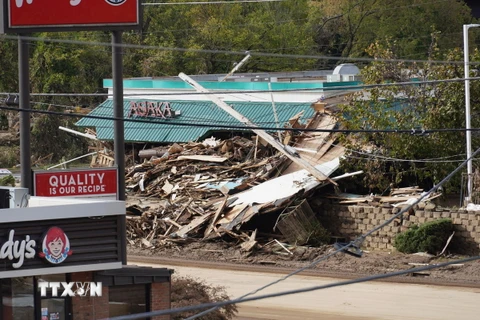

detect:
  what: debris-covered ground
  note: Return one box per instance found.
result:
[128,241,480,285]
[123,130,479,286]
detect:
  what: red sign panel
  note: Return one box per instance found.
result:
[7,0,139,30]
[34,168,118,197]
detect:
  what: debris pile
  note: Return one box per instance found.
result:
[125,136,293,247]
[124,132,347,250]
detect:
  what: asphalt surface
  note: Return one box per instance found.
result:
[128,258,480,320]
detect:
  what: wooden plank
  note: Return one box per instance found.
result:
[316,144,345,164]
[204,196,229,238]
[176,155,228,162]
[175,212,214,238]
[379,196,420,203]
[282,115,338,173]
[314,134,338,160]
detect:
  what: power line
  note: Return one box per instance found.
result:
[341,145,469,163]
[0,34,476,66]
[106,144,480,320]
[4,104,480,134]
[344,153,469,164]
[104,255,480,320]
[143,0,284,4]
[4,75,480,98]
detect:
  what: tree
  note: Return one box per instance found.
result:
[339,39,480,193]
[30,106,88,163]
[309,0,477,68]
[30,32,111,107]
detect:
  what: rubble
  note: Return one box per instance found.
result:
[124,132,346,250]
[125,136,290,243]
[325,186,442,206]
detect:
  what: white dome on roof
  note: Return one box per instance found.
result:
[333,63,360,75]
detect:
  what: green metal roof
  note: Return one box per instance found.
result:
[75,99,315,143]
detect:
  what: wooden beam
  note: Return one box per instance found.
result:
[178,73,336,184]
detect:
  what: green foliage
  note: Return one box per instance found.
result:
[0,146,19,168]
[31,106,88,163]
[310,0,476,66]
[394,218,454,254]
[0,0,476,174]
[0,175,15,187]
[30,32,110,107]
[0,0,475,92]
[307,220,331,246]
[339,39,480,193]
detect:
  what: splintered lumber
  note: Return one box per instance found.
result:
[174,212,214,238]
[177,155,228,162]
[274,239,293,255]
[164,198,193,236]
[178,72,336,184]
[125,134,314,244]
[204,197,229,238]
[240,229,258,252]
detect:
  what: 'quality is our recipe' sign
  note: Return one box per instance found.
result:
[33,168,118,198]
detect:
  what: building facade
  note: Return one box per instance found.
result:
[0,195,172,320]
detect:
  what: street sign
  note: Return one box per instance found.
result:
[1,0,141,33]
[33,168,118,198]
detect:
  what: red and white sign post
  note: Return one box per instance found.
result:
[2,0,140,32]
[33,168,118,198]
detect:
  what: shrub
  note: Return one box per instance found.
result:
[394,218,454,254]
[0,146,19,168]
[171,276,237,320]
[0,175,15,187]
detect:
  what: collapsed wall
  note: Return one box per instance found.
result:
[318,202,480,255]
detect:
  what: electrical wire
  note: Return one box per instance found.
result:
[143,0,285,4]
[340,144,469,163]
[4,75,480,98]
[344,153,469,164]
[4,104,480,134]
[105,255,480,320]
[1,34,477,66]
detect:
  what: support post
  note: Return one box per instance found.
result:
[112,31,126,264]
[464,24,480,204]
[19,35,31,192]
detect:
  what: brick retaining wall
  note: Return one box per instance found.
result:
[318,202,480,255]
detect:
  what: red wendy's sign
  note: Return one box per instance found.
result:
[1,0,140,32]
[33,168,118,198]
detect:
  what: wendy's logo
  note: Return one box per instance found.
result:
[39,227,72,264]
[105,0,127,6]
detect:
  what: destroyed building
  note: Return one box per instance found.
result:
[71,69,376,251]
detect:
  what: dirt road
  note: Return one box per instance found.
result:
[130,261,480,320]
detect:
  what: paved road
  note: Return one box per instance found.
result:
[130,262,480,320]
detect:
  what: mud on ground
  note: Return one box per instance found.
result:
[127,239,480,285]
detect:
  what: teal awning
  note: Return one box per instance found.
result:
[75,99,314,143]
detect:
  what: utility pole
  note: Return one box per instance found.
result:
[19,35,31,192]
[464,24,480,204]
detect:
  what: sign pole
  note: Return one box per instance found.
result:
[112,31,125,201]
[112,30,126,264]
[19,35,31,192]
